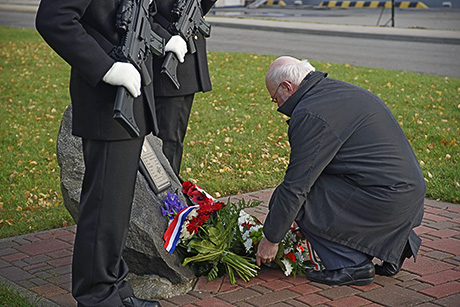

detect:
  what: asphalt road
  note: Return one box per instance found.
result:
[206,25,460,78]
[209,7,460,30]
[0,11,34,29]
[1,8,460,78]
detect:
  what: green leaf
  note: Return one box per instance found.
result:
[182,250,222,266]
[208,226,222,246]
[189,239,219,253]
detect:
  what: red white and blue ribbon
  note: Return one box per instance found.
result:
[195,185,216,202]
[163,205,199,253]
[306,239,323,271]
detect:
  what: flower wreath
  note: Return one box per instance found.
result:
[162,181,322,284]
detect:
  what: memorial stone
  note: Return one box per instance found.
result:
[56,105,196,299]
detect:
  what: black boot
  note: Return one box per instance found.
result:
[307,260,375,286]
[375,242,412,276]
[122,296,161,307]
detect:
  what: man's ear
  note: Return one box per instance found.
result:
[281,80,292,93]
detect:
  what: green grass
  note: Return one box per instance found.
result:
[1,26,459,239]
[1,27,73,238]
[0,283,39,306]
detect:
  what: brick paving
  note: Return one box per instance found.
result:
[1,189,460,306]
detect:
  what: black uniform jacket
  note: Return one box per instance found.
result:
[152,0,216,96]
[263,72,426,264]
[36,0,158,140]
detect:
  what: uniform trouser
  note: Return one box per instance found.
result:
[154,94,194,176]
[301,228,370,270]
[72,137,144,307]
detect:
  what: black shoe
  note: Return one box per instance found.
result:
[375,242,412,276]
[122,296,161,307]
[306,261,375,286]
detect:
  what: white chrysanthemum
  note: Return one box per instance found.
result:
[178,209,198,242]
[244,239,253,252]
[249,224,263,233]
[238,210,253,231]
[242,231,250,241]
[284,246,293,254]
[281,259,293,276]
[285,231,295,241]
[188,209,198,219]
[295,250,305,263]
[180,221,194,241]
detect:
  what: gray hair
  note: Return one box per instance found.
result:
[267,59,316,87]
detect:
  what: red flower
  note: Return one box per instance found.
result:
[186,219,200,234]
[190,190,207,205]
[241,222,254,229]
[181,181,228,235]
[187,214,209,234]
[284,252,296,263]
[182,181,195,196]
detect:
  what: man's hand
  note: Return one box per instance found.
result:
[165,35,187,63]
[256,237,279,266]
[102,62,141,97]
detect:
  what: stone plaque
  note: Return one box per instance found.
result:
[140,137,171,193]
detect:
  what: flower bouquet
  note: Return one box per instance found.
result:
[162,181,321,284]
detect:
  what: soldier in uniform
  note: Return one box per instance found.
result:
[36,1,161,306]
[151,0,217,176]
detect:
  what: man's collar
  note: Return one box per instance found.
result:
[278,71,327,117]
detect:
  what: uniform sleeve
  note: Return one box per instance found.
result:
[35,0,115,87]
[201,0,217,15]
[150,21,173,42]
[263,112,342,243]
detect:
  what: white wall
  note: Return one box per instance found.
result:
[214,0,246,7]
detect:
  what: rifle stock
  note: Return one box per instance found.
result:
[161,52,181,89]
[160,0,211,89]
[113,86,139,137]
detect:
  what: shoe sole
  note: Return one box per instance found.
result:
[375,268,399,276]
[308,276,375,286]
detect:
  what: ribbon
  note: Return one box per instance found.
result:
[306,239,323,271]
[163,205,199,253]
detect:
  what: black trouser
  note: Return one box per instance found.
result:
[72,137,144,307]
[155,94,194,176]
[301,227,370,270]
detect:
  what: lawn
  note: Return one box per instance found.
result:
[1,26,459,239]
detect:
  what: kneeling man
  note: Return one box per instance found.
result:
[256,56,425,286]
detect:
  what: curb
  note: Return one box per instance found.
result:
[207,17,460,45]
[0,4,37,13]
[318,1,429,9]
[2,4,460,45]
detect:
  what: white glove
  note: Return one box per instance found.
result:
[165,35,187,63]
[102,62,141,97]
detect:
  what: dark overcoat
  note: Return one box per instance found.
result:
[151,0,216,96]
[263,72,426,265]
[36,0,158,140]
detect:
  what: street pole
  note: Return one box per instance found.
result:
[392,0,395,27]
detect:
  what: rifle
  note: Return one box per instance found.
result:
[161,0,211,89]
[111,0,165,137]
